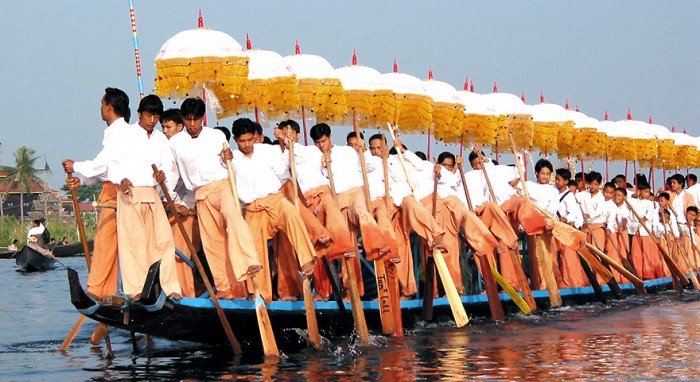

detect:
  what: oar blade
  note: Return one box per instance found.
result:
[302,277,322,349]
[491,266,532,315]
[432,249,469,327]
[255,295,279,357]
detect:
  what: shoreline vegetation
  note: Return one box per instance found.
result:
[0,215,97,250]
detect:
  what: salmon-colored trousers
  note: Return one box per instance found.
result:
[526,233,562,290]
[116,186,181,297]
[558,241,590,288]
[659,234,675,276]
[196,179,261,298]
[170,208,200,298]
[603,231,627,283]
[631,234,662,280]
[391,207,418,297]
[245,192,317,303]
[370,198,400,263]
[304,185,356,299]
[477,202,521,289]
[86,182,118,298]
[275,181,332,299]
[337,187,388,261]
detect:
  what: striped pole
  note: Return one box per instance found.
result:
[128,0,145,98]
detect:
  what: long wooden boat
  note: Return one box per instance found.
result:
[66,262,675,353]
[52,240,94,258]
[0,249,18,259]
[16,244,56,272]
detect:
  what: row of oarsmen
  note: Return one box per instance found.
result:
[63,87,700,304]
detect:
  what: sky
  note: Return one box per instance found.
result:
[1,1,699,190]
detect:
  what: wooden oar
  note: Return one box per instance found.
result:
[660,213,688,291]
[152,163,243,357]
[287,140,322,349]
[59,171,107,352]
[323,151,371,344]
[666,208,700,290]
[585,244,646,293]
[381,136,404,336]
[352,125,396,336]
[387,123,468,328]
[572,192,624,298]
[457,158,534,314]
[623,198,689,286]
[220,146,279,357]
[491,142,563,307]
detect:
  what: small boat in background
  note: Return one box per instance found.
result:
[52,240,94,258]
[16,244,56,272]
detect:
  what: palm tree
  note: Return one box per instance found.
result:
[0,147,45,224]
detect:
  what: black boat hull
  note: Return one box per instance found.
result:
[67,266,676,352]
[16,245,55,272]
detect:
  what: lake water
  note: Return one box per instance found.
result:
[2,256,700,381]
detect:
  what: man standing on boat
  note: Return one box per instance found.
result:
[170,98,262,300]
[112,95,182,299]
[274,120,355,301]
[62,87,130,301]
[160,108,200,298]
[310,123,391,296]
[229,117,317,303]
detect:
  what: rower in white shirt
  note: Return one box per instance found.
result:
[629,183,664,279]
[554,168,588,288]
[110,95,182,299]
[229,118,317,303]
[603,187,630,283]
[62,87,131,300]
[310,123,391,298]
[577,171,607,250]
[170,98,262,300]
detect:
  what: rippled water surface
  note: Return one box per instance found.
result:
[2,257,700,381]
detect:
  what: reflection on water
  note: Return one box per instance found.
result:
[3,257,700,380]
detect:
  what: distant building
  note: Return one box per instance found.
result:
[0,170,60,218]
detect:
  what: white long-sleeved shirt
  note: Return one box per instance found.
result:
[524,181,558,216]
[402,150,435,200]
[386,154,418,206]
[231,144,288,205]
[686,184,700,207]
[109,124,178,198]
[578,191,607,224]
[460,169,488,209]
[73,117,130,185]
[483,165,518,205]
[437,166,460,200]
[627,198,655,236]
[557,189,583,229]
[288,143,328,194]
[364,151,387,201]
[606,202,631,233]
[323,146,364,194]
[671,191,690,225]
[170,127,229,193]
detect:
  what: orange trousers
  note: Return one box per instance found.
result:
[275,181,333,299]
[477,202,521,289]
[603,231,627,284]
[370,198,400,263]
[116,186,181,297]
[304,185,356,299]
[245,192,317,303]
[631,234,662,280]
[196,179,261,298]
[170,209,200,298]
[337,187,387,261]
[391,207,417,297]
[86,182,118,298]
[557,240,589,288]
[526,233,562,290]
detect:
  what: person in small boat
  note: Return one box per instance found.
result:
[310,123,391,297]
[229,117,317,304]
[112,94,182,300]
[59,236,69,246]
[275,120,355,302]
[8,239,19,252]
[170,98,262,300]
[554,168,588,288]
[63,87,131,301]
[27,219,47,246]
[161,108,200,298]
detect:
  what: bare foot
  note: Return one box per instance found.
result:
[246,264,263,276]
[343,251,356,258]
[168,293,183,300]
[317,236,332,248]
[280,296,298,302]
[215,290,234,300]
[379,246,391,256]
[301,259,316,276]
[389,256,401,264]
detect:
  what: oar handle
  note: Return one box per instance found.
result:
[287,141,301,211]
[509,133,530,200]
[66,171,92,271]
[474,147,498,203]
[151,163,243,356]
[457,163,474,211]
[387,123,418,201]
